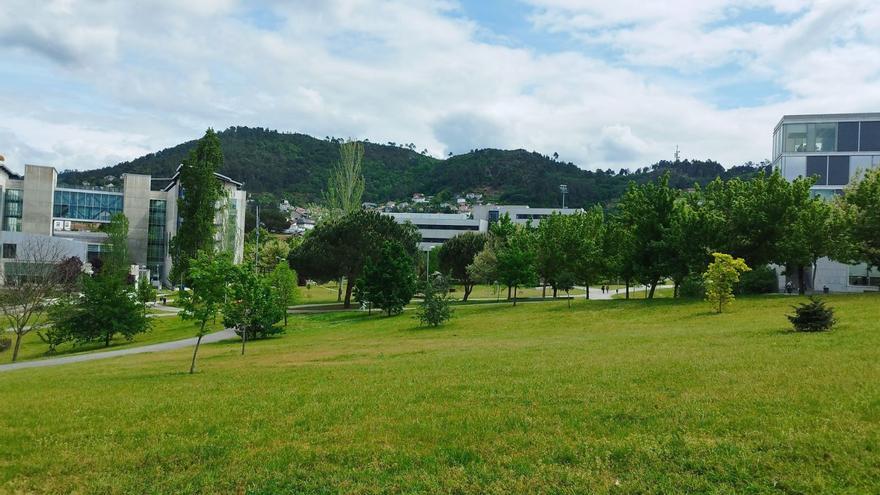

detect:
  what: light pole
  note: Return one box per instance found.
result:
[425,245,435,282]
[560,184,568,209]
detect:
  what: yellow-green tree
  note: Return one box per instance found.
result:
[703,253,751,313]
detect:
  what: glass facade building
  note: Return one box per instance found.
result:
[53,189,124,222]
[2,189,22,232]
[774,113,880,290]
[147,199,167,280]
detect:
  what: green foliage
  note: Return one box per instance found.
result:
[416,275,454,327]
[270,263,298,325]
[224,266,285,340]
[324,140,366,215]
[495,227,537,305]
[355,240,417,317]
[437,232,486,301]
[736,265,778,295]
[556,271,576,307]
[788,297,836,332]
[678,274,705,299]
[59,127,765,209]
[703,253,751,313]
[466,247,498,286]
[838,168,880,275]
[170,129,225,285]
[289,209,420,307]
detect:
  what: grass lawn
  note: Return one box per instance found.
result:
[1,294,878,493]
[460,284,586,300]
[612,287,676,299]
[5,314,224,363]
[298,283,345,305]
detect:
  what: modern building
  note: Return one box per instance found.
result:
[387,205,578,251]
[0,162,246,286]
[773,113,880,291]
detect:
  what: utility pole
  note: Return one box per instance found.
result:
[559,184,568,209]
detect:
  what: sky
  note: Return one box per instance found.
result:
[2,0,880,174]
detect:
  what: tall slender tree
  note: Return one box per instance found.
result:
[170,128,225,286]
[324,139,366,215]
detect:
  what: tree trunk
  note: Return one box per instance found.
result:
[811,259,819,291]
[798,265,806,295]
[105,331,111,347]
[344,275,354,308]
[585,279,590,299]
[542,283,546,298]
[673,280,680,298]
[463,284,473,302]
[625,280,630,300]
[11,332,23,362]
[189,323,205,374]
[507,285,511,300]
[513,286,517,306]
[240,326,247,356]
[648,279,658,299]
[283,310,288,326]
[553,287,558,298]
[337,277,343,302]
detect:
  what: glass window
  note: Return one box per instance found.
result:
[828,156,850,185]
[784,124,808,152]
[811,123,836,152]
[837,121,859,151]
[859,121,880,151]
[806,156,828,185]
[2,243,16,259]
[849,264,880,287]
[3,189,23,232]
[53,190,123,222]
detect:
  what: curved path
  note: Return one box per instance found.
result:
[0,329,236,373]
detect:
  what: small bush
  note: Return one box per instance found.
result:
[788,297,835,332]
[417,275,454,327]
[678,275,705,299]
[0,336,10,353]
[737,265,778,295]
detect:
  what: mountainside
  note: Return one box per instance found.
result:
[59,126,767,208]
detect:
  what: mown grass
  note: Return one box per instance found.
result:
[1,294,878,494]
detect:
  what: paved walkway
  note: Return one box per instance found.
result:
[0,329,236,373]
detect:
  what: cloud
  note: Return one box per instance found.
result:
[0,0,879,175]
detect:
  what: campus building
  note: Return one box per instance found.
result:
[0,162,246,286]
[773,113,880,291]
[387,205,578,250]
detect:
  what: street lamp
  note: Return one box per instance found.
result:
[425,245,435,282]
[560,184,568,209]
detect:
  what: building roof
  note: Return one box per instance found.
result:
[0,164,23,180]
[775,112,880,131]
[162,164,244,191]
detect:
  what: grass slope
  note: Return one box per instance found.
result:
[1,294,878,494]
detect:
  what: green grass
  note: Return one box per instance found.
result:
[5,314,224,363]
[612,287,676,299]
[1,294,878,493]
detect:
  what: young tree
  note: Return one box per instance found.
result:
[703,252,751,313]
[324,140,366,215]
[417,274,454,327]
[354,240,417,316]
[437,232,486,301]
[224,266,285,354]
[568,207,606,299]
[270,262,298,325]
[495,228,537,306]
[779,184,836,294]
[534,213,568,297]
[556,271,576,308]
[0,239,67,362]
[180,251,233,373]
[170,128,225,286]
[136,277,157,316]
[466,246,498,289]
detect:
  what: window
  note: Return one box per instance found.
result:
[783,124,808,152]
[828,156,850,185]
[837,121,859,151]
[52,189,123,222]
[2,243,16,259]
[811,189,842,201]
[849,264,880,287]
[859,121,880,151]
[806,156,828,185]
[147,200,167,280]
[811,123,836,152]
[3,189,22,232]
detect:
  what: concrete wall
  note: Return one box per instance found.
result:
[122,174,152,266]
[22,165,56,235]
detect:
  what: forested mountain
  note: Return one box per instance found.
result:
[59,126,768,208]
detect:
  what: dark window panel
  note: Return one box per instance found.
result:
[837,122,859,151]
[860,121,880,151]
[828,156,851,185]
[806,156,828,185]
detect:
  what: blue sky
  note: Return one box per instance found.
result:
[1,0,880,172]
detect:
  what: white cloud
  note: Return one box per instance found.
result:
[0,0,879,175]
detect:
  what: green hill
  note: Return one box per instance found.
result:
[58,126,767,207]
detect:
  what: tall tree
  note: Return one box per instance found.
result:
[495,227,537,305]
[224,266,285,354]
[779,181,836,294]
[534,213,568,297]
[289,210,419,307]
[354,240,417,316]
[325,140,366,215]
[180,251,233,373]
[568,207,606,299]
[170,128,225,286]
[437,232,487,301]
[270,262,298,326]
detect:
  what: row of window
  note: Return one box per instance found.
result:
[774,120,880,157]
[413,223,480,231]
[53,190,124,222]
[147,200,167,279]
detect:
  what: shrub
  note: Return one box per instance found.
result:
[417,275,454,327]
[0,336,10,353]
[703,253,751,313]
[736,265,778,295]
[678,275,705,299]
[788,297,835,332]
